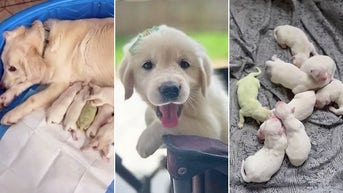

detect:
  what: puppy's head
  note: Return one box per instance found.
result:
[274,101,294,120]
[259,116,284,137]
[119,25,212,128]
[1,20,46,89]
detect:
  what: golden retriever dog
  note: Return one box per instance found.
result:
[119,25,228,158]
[0,18,114,125]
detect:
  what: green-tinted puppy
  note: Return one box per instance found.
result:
[236,67,271,128]
[77,101,98,131]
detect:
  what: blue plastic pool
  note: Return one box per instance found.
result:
[0,0,114,192]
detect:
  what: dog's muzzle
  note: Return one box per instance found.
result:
[159,81,180,102]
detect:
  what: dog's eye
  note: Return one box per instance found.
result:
[142,61,153,70]
[8,66,16,72]
[179,60,190,69]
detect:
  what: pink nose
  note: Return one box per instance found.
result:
[319,73,328,81]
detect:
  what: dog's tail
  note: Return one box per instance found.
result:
[249,67,262,78]
[240,159,251,183]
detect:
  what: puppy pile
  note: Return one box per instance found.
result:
[46,82,114,160]
[238,24,340,183]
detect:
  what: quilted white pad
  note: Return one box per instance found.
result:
[0,109,113,193]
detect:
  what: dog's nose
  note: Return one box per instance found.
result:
[159,81,180,101]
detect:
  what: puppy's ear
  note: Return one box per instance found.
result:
[199,54,212,96]
[3,26,25,40]
[119,56,134,100]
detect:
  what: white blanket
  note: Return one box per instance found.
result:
[0,109,113,193]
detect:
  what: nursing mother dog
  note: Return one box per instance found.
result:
[119,25,228,158]
[0,18,114,125]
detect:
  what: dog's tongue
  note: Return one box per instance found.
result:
[160,103,179,128]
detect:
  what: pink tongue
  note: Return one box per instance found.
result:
[160,103,179,128]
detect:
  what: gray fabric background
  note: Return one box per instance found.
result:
[230,0,343,192]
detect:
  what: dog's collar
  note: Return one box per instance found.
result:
[42,26,50,58]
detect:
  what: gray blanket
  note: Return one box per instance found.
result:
[230,0,343,192]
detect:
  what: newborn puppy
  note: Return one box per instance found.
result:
[46,82,82,124]
[63,85,90,140]
[300,55,336,82]
[266,55,329,94]
[274,25,317,67]
[287,91,316,121]
[81,116,114,161]
[241,116,287,183]
[315,79,343,115]
[86,104,114,138]
[274,101,311,166]
[86,83,114,107]
[237,67,272,128]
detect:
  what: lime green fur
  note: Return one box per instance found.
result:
[236,67,271,128]
[77,101,98,131]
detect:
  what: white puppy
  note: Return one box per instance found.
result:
[315,79,343,115]
[46,82,82,124]
[86,83,114,107]
[287,91,316,121]
[300,55,336,82]
[274,101,311,166]
[266,56,329,94]
[81,116,114,160]
[86,104,114,138]
[63,85,90,140]
[274,25,317,67]
[119,25,228,158]
[241,116,287,183]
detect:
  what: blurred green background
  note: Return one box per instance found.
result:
[115,31,228,68]
[115,0,228,70]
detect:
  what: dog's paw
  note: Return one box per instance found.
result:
[1,109,21,125]
[0,92,15,108]
[136,129,162,158]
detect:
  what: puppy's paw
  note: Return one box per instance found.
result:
[136,129,162,158]
[86,126,98,138]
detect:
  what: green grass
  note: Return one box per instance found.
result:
[115,31,228,68]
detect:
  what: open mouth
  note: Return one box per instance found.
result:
[156,103,183,128]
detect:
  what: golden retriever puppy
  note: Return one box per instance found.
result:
[0,18,114,125]
[119,25,228,158]
[46,81,83,124]
[86,104,114,138]
[86,83,114,107]
[81,115,114,161]
[63,85,90,140]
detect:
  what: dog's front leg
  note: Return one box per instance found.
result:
[136,120,166,158]
[0,81,34,108]
[1,82,69,125]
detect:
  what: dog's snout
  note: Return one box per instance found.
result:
[159,81,180,100]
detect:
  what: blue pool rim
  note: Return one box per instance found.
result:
[0,0,114,192]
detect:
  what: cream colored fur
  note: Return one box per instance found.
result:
[0,18,114,125]
[119,25,228,158]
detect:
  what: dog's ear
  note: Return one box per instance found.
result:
[119,56,134,100]
[3,26,26,40]
[24,48,47,83]
[199,54,212,96]
[31,20,43,28]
